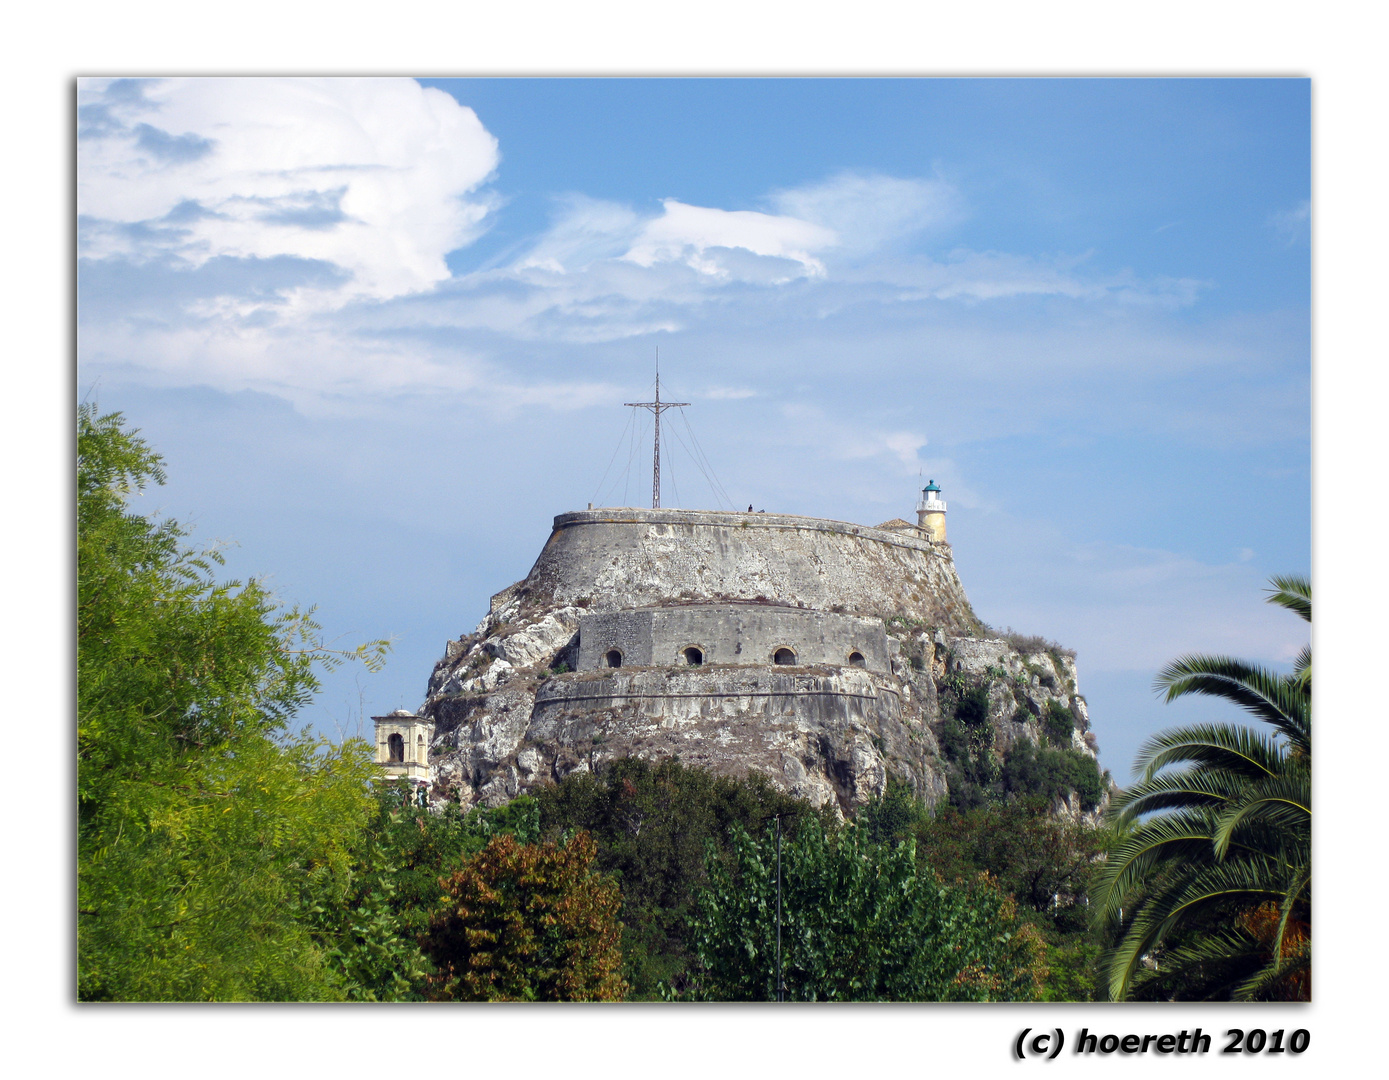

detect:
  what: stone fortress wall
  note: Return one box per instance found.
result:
[498,507,980,634]
[577,603,893,673]
[417,499,1102,817]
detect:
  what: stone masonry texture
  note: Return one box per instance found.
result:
[419,507,1103,818]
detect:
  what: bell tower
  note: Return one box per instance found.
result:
[916,480,947,543]
[372,709,434,785]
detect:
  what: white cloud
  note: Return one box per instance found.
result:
[515,195,644,273]
[77,77,500,303]
[1268,200,1311,245]
[769,171,961,254]
[777,405,929,470]
[623,198,836,280]
[833,249,1207,307]
[72,85,1266,421]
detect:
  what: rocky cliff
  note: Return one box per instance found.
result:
[419,508,1106,819]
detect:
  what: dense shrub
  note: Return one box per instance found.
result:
[988,626,1076,659]
[422,831,626,1001]
[855,784,1113,1000]
[954,684,992,727]
[304,789,541,1000]
[1002,737,1106,811]
[1043,699,1076,747]
[535,757,827,998]
[681,818,1046,1001]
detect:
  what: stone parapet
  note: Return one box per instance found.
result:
[577,602,890,672]
[553,507,942,553]
[500,507,980,635]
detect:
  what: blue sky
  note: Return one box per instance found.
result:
[76,76,1310,776]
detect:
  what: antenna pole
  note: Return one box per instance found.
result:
[653,359,661,509]
[625,349,688,509]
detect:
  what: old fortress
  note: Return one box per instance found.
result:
[375,481,1099,817]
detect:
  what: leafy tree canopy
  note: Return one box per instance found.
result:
[534,756,828,997]
[679,818,1047,1001]
[304,788,541,1001]
[421,831,627,1001]
[78,405,387,1000]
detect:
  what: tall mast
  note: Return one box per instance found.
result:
[625,348,688,508]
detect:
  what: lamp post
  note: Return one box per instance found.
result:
[776,814,784,1002]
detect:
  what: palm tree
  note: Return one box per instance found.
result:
[1094,576,1310,1001]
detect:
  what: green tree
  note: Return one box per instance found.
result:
[421,831,627,1001]
[305,789,541,1001]
[1093,575,1311,1001]
[534,757,825,997]
[681,818,1046,1001]
[78,405,387,1000]
[857,782,1112,1000]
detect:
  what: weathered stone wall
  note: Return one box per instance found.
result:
[494,508,981,635]
[577,603,891,673]
[419,505,1106,819]
[430,665,934,812]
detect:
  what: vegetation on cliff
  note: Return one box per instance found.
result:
[936,681,1107,813]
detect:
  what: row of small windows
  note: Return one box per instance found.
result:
[603,647,867,669]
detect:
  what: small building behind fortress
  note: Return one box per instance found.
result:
[379,484,1104,817]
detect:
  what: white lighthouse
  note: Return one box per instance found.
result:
[916,480,947,543]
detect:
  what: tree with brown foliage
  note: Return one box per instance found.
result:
[422,831,627,1001]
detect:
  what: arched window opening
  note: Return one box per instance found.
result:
[774,648,796,666]
[388,733,404,762]
[605,649,623,669]
[848,651,866,668]
[683,646,704,666]
[417,734,426,761]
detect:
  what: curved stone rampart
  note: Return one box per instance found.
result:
[502,508,980,634]
[520,666,911,809]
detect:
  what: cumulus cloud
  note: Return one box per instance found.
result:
[77,77,500,303]
[73,81,1238,412]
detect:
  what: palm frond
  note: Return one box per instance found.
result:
[1211,772,1311,859]
[1152,659,1308,751]
[1130,723,1291,784]
[1099,572,1310,1001]
[1265,575,1310,623]
[1102,857,1298,1000]
[1092,809,1222,919]
[1126,927,1267,1002]
[1112,765,1263,822]
[1232,951,1310,1001]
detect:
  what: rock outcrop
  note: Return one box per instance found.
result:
[418,507,1105,818]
